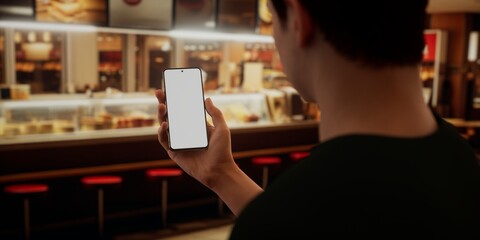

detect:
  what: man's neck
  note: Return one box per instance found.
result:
[314,58,437,142]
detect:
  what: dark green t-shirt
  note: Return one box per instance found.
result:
[230,116,480,239]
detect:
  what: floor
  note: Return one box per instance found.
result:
[158,224,233,240]
[114,215,236,240]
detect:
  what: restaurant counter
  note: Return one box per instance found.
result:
[0,120,319,182]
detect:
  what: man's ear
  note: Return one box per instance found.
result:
[285,0,314,47]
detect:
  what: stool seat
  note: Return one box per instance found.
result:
[251,156,281,189]
[81,176,122,186]
[252,157,281,166]
[146,168,183,178]
[4,184,49,195]
[290,152,310,161]
[4,183,49,240]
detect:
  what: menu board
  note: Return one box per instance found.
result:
[35,0,107,25]
[217,0,257,32]
[109,0,173,30]
[0,0,34,20]
[175,0,216,29]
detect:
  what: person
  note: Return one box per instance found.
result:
[155,0,480,238]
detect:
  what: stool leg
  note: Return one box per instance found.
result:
[161,179,168,228]
[261,166,269,189]
[23,198,30,240]
[98,188,104,238]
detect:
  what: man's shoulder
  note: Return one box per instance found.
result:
[231,122,480,239]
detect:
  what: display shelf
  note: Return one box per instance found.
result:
[0,91,314,146]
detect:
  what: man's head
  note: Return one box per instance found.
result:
[269,0,428,68]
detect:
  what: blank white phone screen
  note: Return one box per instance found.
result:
[164,68,208,150]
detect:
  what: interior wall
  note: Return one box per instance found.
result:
[69,32,98,92]
[430,13,469,118]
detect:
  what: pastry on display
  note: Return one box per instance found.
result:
[54,120,75,133]
[60,125,75,133]
[130,118,144,128]
[25,123,39,134]
[245,114,260,122]
[142,118,155,127]
[99,112,114,129]
[3,125,21,137]
[39,122,54,134]
[226,103,260,123]
[80,116,97,131]
[115,117,130,129]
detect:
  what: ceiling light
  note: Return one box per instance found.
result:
[0,21,96,32]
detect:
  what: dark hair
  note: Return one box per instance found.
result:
[270,0,428,67]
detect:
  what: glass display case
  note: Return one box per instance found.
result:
[0,30,4,84]
[0,91,298,144]
[0,93,158,140]
[207,92,270,125]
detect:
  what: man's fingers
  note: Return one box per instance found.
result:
[205,98,228,129]
[155,89,165,103]
[157,121,170,150]
[158,103,167,122]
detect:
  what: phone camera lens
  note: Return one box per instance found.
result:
[181,70,183,72]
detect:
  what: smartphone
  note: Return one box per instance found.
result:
[163,67,209,151]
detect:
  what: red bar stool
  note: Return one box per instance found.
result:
[81,175,122,239]
[290,151,310,162]
[146,168,183,228]
[4,183,49,240]
[251,157,282,189]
